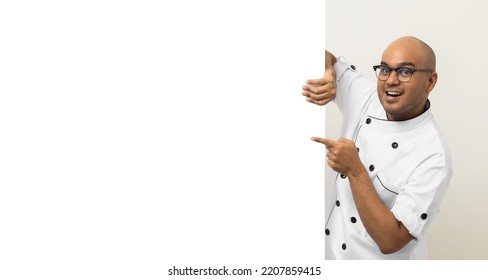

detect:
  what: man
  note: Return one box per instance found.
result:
[302,36,452,259]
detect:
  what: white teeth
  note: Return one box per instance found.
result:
[387,91,402,96]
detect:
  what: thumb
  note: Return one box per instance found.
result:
[306,77,326,85]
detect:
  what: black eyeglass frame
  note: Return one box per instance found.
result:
[372,65,435,82]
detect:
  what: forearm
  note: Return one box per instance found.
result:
[347,167,413,254]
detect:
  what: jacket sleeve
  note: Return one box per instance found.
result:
[333,57,377,135]
[391,152,452,238]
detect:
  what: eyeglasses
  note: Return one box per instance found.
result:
[372,65,434,83]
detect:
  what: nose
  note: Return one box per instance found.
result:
[386,70,400,85]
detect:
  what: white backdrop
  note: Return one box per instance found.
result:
[0,1,326,279]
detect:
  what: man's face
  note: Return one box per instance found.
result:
[377,39,437,121]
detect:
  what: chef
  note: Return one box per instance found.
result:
[302,36,452,259]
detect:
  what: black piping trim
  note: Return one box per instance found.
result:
[324,173,340,230]
[367,115,388,122]
[353,124,363,142]
[376,175,399,195]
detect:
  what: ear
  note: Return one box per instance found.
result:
[426,71,438,94]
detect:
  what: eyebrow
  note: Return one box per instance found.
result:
[380,61,416,68]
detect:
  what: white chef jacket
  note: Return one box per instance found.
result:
[324,57,453,260]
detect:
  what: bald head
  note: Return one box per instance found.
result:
[383,36,436,70]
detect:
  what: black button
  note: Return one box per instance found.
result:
[350,65,356,70]
[369,165,375,172]
[366,118,371,124]
[350,217,357,223]
[340,174,347,179]
[335,200,340,207]
[325,229,330,235]
[421,213,428,220]
[342,243,347,250]
[392,142,399,149]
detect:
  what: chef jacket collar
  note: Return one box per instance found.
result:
[367,100,433,133]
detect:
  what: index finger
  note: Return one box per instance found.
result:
[311,137,337,147]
